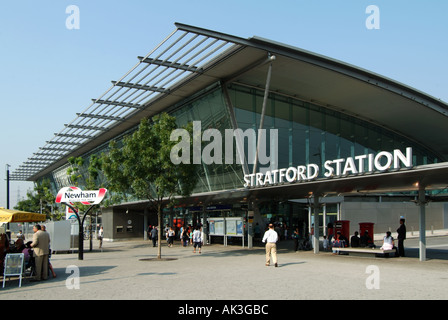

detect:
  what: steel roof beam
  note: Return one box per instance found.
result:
[111,81,170,94]
[92,99,142,109]
[65,124,107,131]
[55,133,93,139]
[28,157,58,161]
[40,147,73,152]
[175,22,252,47]
[46,141,82,146]
[76,113,124,121]
[137,57,200,73]
[24,162,52,166]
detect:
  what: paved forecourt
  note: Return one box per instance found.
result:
[1,238,448,300]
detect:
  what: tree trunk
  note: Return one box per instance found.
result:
[157,205,162,259]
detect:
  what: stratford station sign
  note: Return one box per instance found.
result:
[244,147,413,188]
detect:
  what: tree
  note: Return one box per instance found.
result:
[15,179,58,220]
[101,113,198,259]
[66,155,106,258]
[67,154,105,208]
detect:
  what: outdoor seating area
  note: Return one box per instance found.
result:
[2,251,36,288]
[331,247,397,257]
[1,207,46,288]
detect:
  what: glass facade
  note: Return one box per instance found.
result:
[42,81,440,200]
[170,86,243,193]
[228,84,439,175]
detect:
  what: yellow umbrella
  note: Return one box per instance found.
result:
[0,208,46,223]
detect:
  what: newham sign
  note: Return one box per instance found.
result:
[244,147,413,188]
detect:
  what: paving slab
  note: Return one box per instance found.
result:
[1,238,448,301]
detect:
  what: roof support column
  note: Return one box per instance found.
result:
[222,85,250,177]
[418,186,427,261]
[202,204,208,244]
[313,195,320,254]
[144,207,149,241]
[253,55,275,175]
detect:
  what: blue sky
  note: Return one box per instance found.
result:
[1,0,447,208]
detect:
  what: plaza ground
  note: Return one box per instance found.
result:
[1,233,448,300]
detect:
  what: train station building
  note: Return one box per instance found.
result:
[11,23,448,260]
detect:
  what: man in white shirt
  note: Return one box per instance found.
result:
[192,226,203,254]
[262,223,278,267]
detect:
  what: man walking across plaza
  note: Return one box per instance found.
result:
[31,224,50,281]
[150,226,158,247]
[262,223,278,267]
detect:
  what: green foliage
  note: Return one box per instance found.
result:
[101,113,199,258]
[14,179,57,220]
[66,154,107,213]
[67,156,84,185]
[102,113,198,206]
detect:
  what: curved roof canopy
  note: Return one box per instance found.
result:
[12,23,448,181]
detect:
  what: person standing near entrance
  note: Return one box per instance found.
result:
[262,224,279,267]
[397,218,406,257]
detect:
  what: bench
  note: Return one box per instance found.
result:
[332,247,397,257]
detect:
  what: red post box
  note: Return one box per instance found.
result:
[359,222,374,238]
[334,220,350,242]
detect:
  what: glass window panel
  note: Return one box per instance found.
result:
[292,104,307,166]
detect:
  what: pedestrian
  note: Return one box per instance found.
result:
[380,231,395,250]
[360,230,374,248]
[381,231,396,258]
[323,235,329,252]
[327,222,334,242]
[146,225,152,240]
[397,218,406,257]
[192,226,202,254]
[98,226,104,249]
[41,225,57,278]
[262,223,278,267]
[30,224,50,281]
[189,225,193,245]
[350,231,360,247]
[283,223,288,240]
[292,228,300,252]
[181,227,189,247]
[150,226,158,247]
[16,230,25,241]
[165,224,170,243]
[179,225,183,241]
[168,226,175,247]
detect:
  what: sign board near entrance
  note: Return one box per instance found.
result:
[209,218,225,235]
[244,147,413,187]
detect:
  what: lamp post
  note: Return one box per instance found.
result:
[5,164,10,209]
[5,164,10,236]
